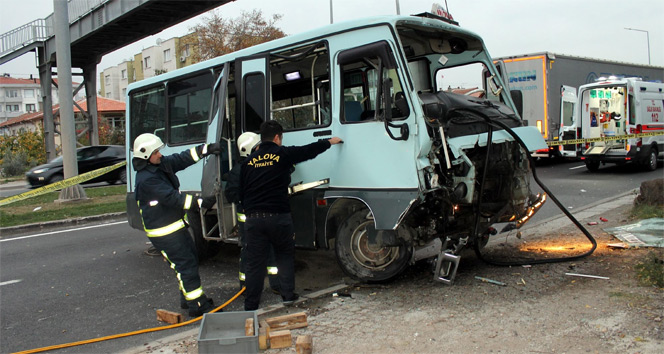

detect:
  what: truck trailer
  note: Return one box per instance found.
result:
[493,52,664,157]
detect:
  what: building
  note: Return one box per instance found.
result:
[0,75,85,124]
[0,97,125,147]
[100,34,197,101]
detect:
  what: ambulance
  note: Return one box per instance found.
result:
[569,77,663,171]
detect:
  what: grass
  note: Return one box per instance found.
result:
[0,185,127,227]
[630,203,664,220]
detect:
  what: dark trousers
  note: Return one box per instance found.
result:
[244,213,295,311]
[148,228,203,301]
[239,220,280,289]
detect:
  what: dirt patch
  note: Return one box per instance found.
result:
[144,207,663,353]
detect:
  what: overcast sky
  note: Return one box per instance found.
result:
[1,0,662,85]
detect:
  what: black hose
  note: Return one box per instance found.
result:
[452,107,597,266]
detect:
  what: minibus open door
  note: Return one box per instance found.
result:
[559,85,578,158]
[200,63,237,242]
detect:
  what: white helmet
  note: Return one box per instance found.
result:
[237,132,260,157]
[133,133,165,160]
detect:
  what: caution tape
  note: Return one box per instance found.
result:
[0,161,127,207]
[547,130,664,146]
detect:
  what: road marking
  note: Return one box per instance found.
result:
[0,279,22,286]
[569,165,586,170]
[0,221,128,243]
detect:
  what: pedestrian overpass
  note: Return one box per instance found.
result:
[0,0,230,159]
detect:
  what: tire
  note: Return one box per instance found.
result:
[585,160,600,172]
[642,148,658,171]
[334,208,412,282]
[119,168,127,184]
[47,174,64,185]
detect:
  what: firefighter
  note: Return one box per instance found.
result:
[132,133,221,317]
[240,121,342,311]
[225,132,281,293]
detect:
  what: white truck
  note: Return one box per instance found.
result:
[570,77,664,171]
[492,52,664,157]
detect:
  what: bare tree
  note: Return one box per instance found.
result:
[183,9,286,63]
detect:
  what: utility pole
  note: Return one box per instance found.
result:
[54,0,87,202]
[624,27,651,65]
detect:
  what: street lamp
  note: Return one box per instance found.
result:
[624,27,651,65]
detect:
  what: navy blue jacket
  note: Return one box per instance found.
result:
[240,140,331,215]
[134,146,204,233]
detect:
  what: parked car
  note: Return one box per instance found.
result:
[26,145,127,188]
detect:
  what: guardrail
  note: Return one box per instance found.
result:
[0,0,108,58]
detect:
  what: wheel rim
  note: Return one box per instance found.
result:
[649,151,657,170]
[349,219,400,270]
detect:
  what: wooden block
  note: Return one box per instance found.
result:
[258,323,269,350]
[156,309,182,324]
[269,329,292,349]
[296,335,313,354]
[245,318,255,336]
[264,311,308,331]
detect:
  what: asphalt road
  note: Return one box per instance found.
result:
[0,160,660,353]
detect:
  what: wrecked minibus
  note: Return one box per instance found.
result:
[125,13,548,284]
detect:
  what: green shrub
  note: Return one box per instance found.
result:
[1,150,30,177]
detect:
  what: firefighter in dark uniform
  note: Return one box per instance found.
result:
[132,133,221,317]
[240,121,343,311]
[224,132,281,293]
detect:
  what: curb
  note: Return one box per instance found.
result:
[0,212,127,236]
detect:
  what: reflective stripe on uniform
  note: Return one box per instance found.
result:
[145,219,186,237]
[267,266,278,275]
[149,200,159,206]
[161,250,205,301]
[190,147,201,162]
[184,194,193,210]
[239,272,246,281]
[237,212,246,223]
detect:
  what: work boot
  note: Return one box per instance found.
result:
[188,295,217,317]
[282,293,300,306]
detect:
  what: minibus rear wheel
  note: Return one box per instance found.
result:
[334,208,412,282]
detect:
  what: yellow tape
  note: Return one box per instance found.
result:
[0,161,127,207]
[547,131,664,146]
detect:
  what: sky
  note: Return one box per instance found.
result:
[1,0,662,88]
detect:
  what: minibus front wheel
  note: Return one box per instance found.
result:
[334,208,412,282]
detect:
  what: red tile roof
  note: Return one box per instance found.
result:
[0,76,79,86]
[0,97,125,128]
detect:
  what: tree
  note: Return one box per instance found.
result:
[184,9,286,62]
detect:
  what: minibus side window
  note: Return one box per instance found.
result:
[168,72,214,145]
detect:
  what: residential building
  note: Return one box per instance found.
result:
[0,75,85,124]
[0,97,126,147]
[100,33,199,101]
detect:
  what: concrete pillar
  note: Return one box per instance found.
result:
[38,50,56,161]
[54,0,86,201]
[83,63,99,145]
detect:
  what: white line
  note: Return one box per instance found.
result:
[0,279,22,286]
[569,165,586,170]
[0,221,128,243]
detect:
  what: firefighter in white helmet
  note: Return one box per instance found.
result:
[225,132,281,293]
[132,133,221,317]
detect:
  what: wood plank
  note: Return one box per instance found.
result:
[296,335,313,354]
[269,329,292,349]
[264,312,308,331]
[245,318,254,336]
[258,320,270,350]
[156,309,182,324]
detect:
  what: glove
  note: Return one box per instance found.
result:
[206,142,222,155]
